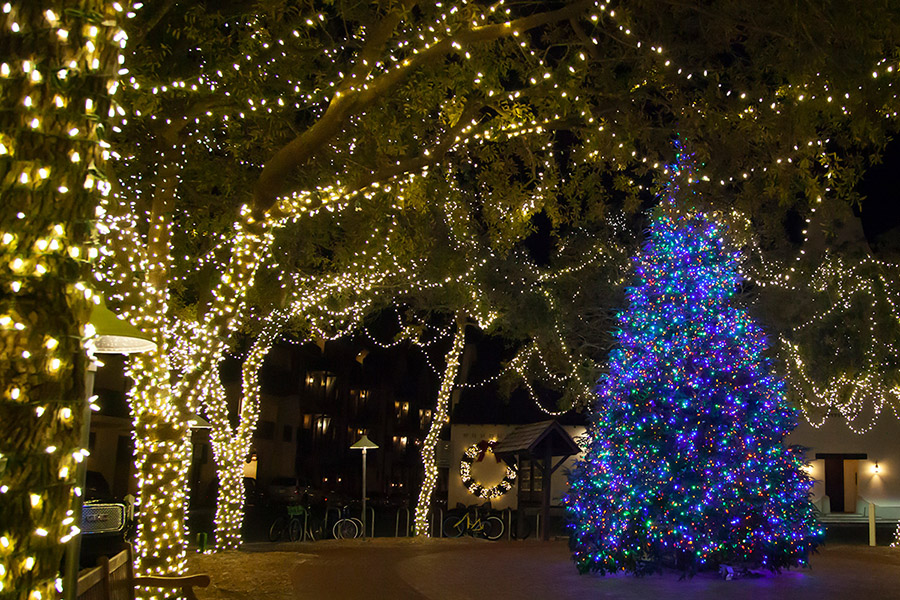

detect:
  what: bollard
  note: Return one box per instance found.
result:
[869,502,876,546]
[304,511,309,542]
[367,506,376,537]
[197,532,208,552]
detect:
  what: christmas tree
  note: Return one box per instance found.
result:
[565,183,822,575]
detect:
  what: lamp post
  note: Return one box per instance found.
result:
[63,298,156,600]
[350,434,378,539]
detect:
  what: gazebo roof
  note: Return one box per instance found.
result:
[492,420,581,458]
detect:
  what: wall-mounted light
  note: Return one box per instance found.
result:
[874,461,881,475]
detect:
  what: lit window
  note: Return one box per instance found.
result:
[419,409,432,429]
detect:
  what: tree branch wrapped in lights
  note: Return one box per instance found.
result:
[89,0,900,573]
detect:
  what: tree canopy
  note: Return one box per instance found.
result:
[15,0,899,574]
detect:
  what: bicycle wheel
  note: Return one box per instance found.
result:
[482,515,504,540]
[333,518,359,540]
[443,515,466,537]
[268,517,286,542]
[288,517,303,542]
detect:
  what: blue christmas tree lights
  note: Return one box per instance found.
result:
[565,173,822,576]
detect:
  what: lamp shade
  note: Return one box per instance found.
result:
[89,298,157,354]
[350,434,378,450]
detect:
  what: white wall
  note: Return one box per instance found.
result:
[789,415,900,509]
[448,424,586,510]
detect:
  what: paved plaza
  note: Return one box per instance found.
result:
[187,538,900,600]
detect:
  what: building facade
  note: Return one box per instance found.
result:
[790,415,900,518]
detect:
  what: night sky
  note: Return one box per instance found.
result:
[857,138,900,247]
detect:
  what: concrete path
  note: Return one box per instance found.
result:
[278,539,900,600]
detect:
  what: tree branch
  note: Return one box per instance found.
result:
[350,101,483,192]
[252,0,594,218]
[128,0,179,50]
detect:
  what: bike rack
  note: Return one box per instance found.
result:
[395,507,411,537]
[502,508,513,541]
[432,507,443,538]
[325,506,341,536]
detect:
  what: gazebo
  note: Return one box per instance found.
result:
[492,420,581,540]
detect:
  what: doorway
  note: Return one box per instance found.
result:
[823,457,844,511]
[817,453,865,513]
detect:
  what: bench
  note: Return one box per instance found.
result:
[75,546,210,600]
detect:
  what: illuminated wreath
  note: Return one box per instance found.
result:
[460,440,517,499]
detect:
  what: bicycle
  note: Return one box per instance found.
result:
[332,515,364,539]
[443,506,504,540]
[269,504,319,542]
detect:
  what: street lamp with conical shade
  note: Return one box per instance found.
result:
[88,297,157,354]
[350,434,378,539]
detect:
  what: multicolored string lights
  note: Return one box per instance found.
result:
[565,167,823,574]
[77,0,900,570]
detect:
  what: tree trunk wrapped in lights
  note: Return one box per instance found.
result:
[0,1,122,598]
[124,235,271,568]
[414,314,467,536]
[210,444,245,550]
[116,150,200,577]
[204,309,283,550]
[202,376,243,551]
[566,179,823,575]
[124,349,192,576]
[98,0,900,567]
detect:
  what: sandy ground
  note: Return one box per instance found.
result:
[186,538,900,600]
